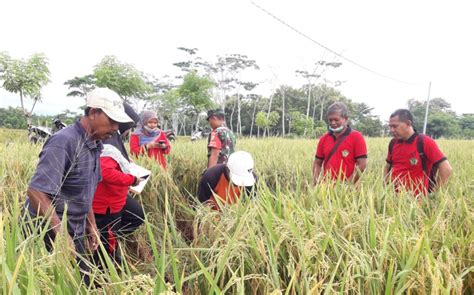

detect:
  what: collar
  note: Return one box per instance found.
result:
[329,125,352,140]
[74,120,103,151]
[213,123,226,131]
[398,132,418,144]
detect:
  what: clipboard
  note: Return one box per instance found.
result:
[129,163,151,194]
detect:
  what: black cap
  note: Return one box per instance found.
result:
[118,103,140,134]
[207,109,225,120]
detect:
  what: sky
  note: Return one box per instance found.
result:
[1,0,473,121]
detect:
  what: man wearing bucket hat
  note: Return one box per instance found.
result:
[23,87,133,284]
[206,108,236,168]
[198,151,257,210]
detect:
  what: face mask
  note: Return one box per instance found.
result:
[328,125,345,133]
[144,125,158,133]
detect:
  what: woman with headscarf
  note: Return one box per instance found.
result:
[130,110,171,169]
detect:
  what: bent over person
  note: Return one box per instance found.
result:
[384,109,453,196]
[22,88,133,283]
[313,102,368,184]
[198,151,257,210]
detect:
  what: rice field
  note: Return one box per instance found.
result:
[0,129,473,294]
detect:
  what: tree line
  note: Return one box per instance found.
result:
[1,49,472,138]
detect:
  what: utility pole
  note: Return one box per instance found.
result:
[422,81,431,134]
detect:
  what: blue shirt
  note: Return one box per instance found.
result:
[25,121,103,237]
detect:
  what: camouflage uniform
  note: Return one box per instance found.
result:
[207,125,236,164]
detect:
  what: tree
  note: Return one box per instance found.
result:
[0,52,50,125]
[177,71,215,128]
[209,54,259,109]
[93,55,153,106]
[408,97,458,138]
[64,74,96,102]
[351,102,383,137]
[459,113,474,138]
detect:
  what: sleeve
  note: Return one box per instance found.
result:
[315,136,325,160]
[100,157,136,186]
[157,132,171,155]
[28,143,71,196]
[353,132,368,159]
[130,134,144,156]
[424,136,446,166]
[208,131,222,150]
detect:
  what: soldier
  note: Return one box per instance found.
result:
[206,109,236,168]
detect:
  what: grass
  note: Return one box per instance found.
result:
[0,129,473,294]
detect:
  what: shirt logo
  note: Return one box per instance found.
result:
[410,157,418,165]
[342,150,349,157]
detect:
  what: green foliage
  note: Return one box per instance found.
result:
[288,111,314,135]
[0,107,28,129]
[63,74,96,98]
[0,52,50,124]
[408,97,460,138]
[0,107,79,129]
[93,55,153,101]
[177,71,215,114]
[0,53,50,99]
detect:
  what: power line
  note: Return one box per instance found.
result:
[250,1,420,85]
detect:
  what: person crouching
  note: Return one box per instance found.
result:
[198,151,257,210]
[92,144,143,266]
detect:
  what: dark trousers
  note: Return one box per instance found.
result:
[93,196,144,260]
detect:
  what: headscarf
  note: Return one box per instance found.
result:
[135,110,161,146]
[100,144,132,174]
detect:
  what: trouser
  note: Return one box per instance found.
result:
[93,195,144,262]
[21,209,91,286]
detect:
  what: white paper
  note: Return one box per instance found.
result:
[129,163,151,194]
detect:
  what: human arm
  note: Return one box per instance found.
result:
[350,133,368,184]
[85,208,99,251]
[157,133,171,154]
[312,158,324,185]
[351,157,367,184]
[207,148,220,168]
[130,134,145,156]
[383,163,391,184]
[433,160,453,190]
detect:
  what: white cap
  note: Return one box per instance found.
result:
[86,88,133,123]
[227,151,256,186]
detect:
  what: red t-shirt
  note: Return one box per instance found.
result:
[386,133,446,196]
[315,127,367,180]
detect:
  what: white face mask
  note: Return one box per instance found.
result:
[329,125,345,133]
[144,125,158,132]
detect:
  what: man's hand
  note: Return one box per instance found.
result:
[312,158,323,185]
[86,209,99,251]
[86,223,99,251]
